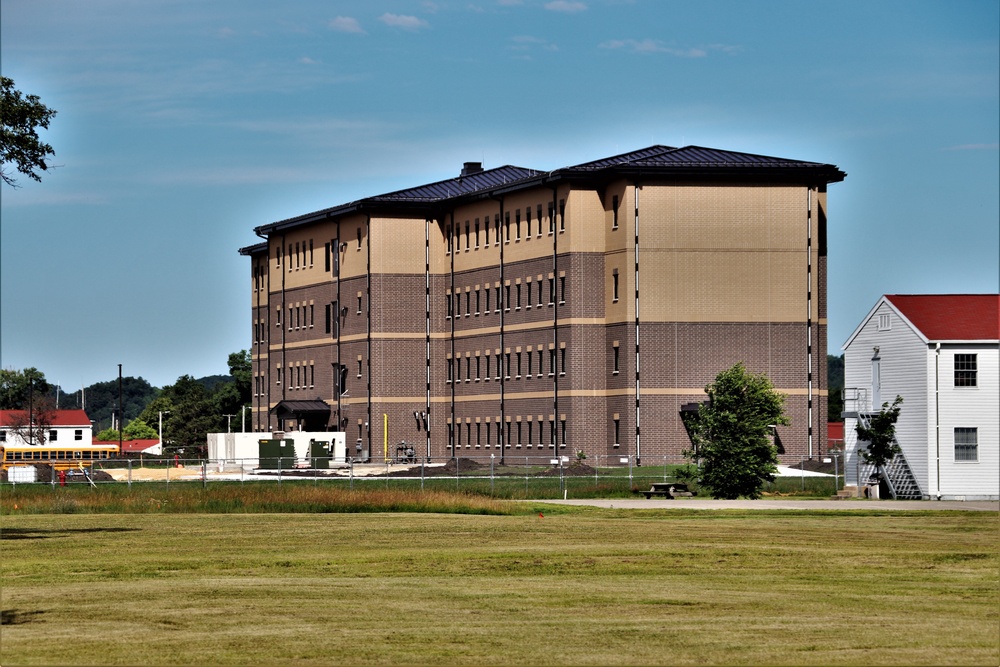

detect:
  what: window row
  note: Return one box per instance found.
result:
[449,417,567,449]
[0,429,85,442]
[270,364,316,391]
[447,346,567,383]
[446,276,565,319]
[446,200,566,254]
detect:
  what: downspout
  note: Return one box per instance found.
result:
[497,196,506,465]
[335,217,342,437]
[935,342,941,499]
[449,212,456,458]
[280,233,287,417]
[633,181,641,466]
[365,214,372,460]
[255,228,270,433]
[425,216,432,462]
[550,185,560,457]
[806,188,815,460]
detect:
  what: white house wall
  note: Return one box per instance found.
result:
[1,425,93,448]
[935,345,999,499]
[843,301,929,492]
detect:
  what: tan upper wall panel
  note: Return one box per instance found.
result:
[369,216,427,275]
[637,249,810,322]
[640,184,808,251]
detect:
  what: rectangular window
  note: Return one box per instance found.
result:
[466,356,471,382]
[447,358,454,383]
[955,354,977,387]
[614,418,620,446]
[549,349,556,376]
[475,290,481,315]
[526,207,532,236]
[475,220,480,248]
[75,429,83,441]
[357,295,362,314]
[484,218,490,245]
[485,288,490,314]
[475,356,481,381]
[516,352,522,378]
[49,430,58,442]
[446,294,452,319]
[495,214,501,245]
[515,209,521,240]
[548,278,555,305]
[536,205,543,235]
[465,291,471,317]
[325,304,332,334]
[465,222,470,250]
[325,242,331,272]
[495,286,502,312]
[357,228,362,249]
[504,212,511,242]
[517,422,523,446]
[560,347,567,376]
[526,282,533,309]
[613,272,619,301]
[484,355,491,381]
[527,421,533,447]
[357,359,363,378]
[516,283,522,310]
[613,346,620,374]
[612,195,619,229]
[537,350,543,377]
[527,352,533,377]
[955,427,978,462]
[505,285,511,312]
[559,199,566,231]
[548,203,555,234]
[559,276,566,304]
[505,353,511,379]
[877,313,890,331]
[447,224,453,253]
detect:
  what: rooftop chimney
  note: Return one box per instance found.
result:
[461,161,483,177]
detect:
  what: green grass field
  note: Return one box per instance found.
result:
[2,496,997,665]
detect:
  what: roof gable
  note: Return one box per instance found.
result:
[886,294,999,342]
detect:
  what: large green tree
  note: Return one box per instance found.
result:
[1,76,57,187]
[0,368,51,409]
[687,363,789,499]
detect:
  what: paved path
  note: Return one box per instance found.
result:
[533,498,999,511]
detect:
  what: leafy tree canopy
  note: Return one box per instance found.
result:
[1,76,57,187]
[687,363,789,499]
[0,367,51,409]
[856,395,903,470]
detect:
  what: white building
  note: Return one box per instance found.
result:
[842,295,999,500]
[0,409,94,447]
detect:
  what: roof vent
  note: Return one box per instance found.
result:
[461,162,483,177]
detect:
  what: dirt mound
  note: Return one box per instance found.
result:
[538,462,597,477]
[442,458,486,473]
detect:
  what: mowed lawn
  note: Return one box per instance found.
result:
[2,508,997,665]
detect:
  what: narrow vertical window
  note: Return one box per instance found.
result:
[560,347,566,376]
[614,418,620,446]
[505,353,511,379]
[516,209,521,240]
[504,212,511,242]
[559,199,566,231]
[612,194,619,229]
[559,276,566,304]
[516,352,522,378]
[475,220,480,248]
[516,283,522,310]
[548,278,555,305]
[325,242,331,272]
[613,272,620,301]
[613,346,620,374]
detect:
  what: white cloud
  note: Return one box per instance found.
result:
[599,39,741,58]
[509,35,559,55]
[329,16,366,34]
[298,57,320,65]
[545,1,587,12]
[379,13,430,30]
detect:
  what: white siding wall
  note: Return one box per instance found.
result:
[843,301,929,491]
[1,424,93,448]
[936,345,999,499]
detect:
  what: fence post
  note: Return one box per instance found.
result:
[278,456,282,485]
[833,453,839,492]
[127,459,132,490]
[801,456,805,491]
[490,454,495,496]
[420,456,425,491]
[349,458,354,491]
[202,460,207,489]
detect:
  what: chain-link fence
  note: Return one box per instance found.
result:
[1,453,840,498]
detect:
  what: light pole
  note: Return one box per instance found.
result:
[224,414,235,433]
[159,410,170,451]
[241,405,248,433]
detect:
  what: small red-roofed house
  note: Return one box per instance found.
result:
[92,438,162,455]
[842,295,999,500]
[0,409,94,447]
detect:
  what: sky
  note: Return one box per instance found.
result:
[1,0,998,391]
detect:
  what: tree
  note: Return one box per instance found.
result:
[124,418,159,440]
[827,354,844,422]
[0,368,51,409]
[6,395,56,445]
[856,395,903,471]
[1,77,57,187]
[686,363,789,499]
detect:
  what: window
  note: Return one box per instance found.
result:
[475,356,481,382]
[495,353,502,380]
[484,355,491,381]
[475,220,480,248]
[527,421,534,447]
[75,429,83,441]
[559,276,566,304]
[466,356,471,382]
[446,294,452,319]
[325,242,331,272]
[548,203,555,234]
[516,209,521,240]
[517,421,523,446]
[485,288,491,314]
[49,430,58,442]
[465,221,470,250]
[612,195,619,229]
[475,290,481,315]
[0,430,7,442]
[613,418,620,447]
[527,352,533,377]
[526,207,532,236]
[505,285,511,312]
[505,353,511,379]
[516,352,522,379]
[613,346,620,374]
[559,199,566,231]
[560,347,567,376]
[536,205,542,235]
[504,212,510,242]
[495,214,501,245]
[549,349,556,376]
[484,218,490,245]
[955,354,977,387]
[877,313,890,331]
[612,272,619,301]
[465,291,471,317]
[357,359,363,378]
[357,295,362,314]
[537,350,543,377]
[357,228,362,250]
[447,224,453,253]
[495,286,501,312]
[955,427,978,462]
[447,358,454,383]
[526,282,533,309]
[516,283,522,310]
[548,278,555,305]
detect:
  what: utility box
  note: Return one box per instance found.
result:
[258,439,295,470]
[8,465,38,483]
[309,440,330,469]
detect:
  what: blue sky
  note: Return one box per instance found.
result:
[2,0,997,390]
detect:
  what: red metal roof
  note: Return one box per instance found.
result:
[885,294,1000,341]
[94,439,160,453]
[0,409,92,427]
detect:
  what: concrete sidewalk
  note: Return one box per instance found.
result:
[534,498,999,511]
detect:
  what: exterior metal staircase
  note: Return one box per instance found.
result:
[856,411,923,500]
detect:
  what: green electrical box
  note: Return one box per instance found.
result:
[258,439,295,470]
[309,440,330,469]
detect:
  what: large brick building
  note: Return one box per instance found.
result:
[240,145,845,463]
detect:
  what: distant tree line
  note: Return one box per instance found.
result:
[0,351,251,456]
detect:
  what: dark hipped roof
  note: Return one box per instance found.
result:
[243,145,846,246]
